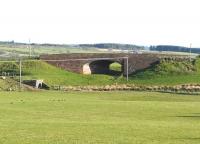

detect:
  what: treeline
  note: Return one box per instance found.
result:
[150,45,200,54]
[79,43,144,50]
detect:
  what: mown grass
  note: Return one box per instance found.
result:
[0,91,200,144]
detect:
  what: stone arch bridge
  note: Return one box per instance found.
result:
[40,53,161,76]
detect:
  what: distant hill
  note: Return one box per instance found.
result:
[0,41,144,50]
[150,45,200,54]
[79,43,144,50]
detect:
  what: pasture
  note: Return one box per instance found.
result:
[0,91,200,144]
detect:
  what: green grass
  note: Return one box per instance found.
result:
[0,91,200,144]
[0,46,106,57]
[23,58,200,86]
[0,78,19,91]
[109,62,122,72]
[21,59,200,86]
[127,58,200,85]
[128,74,200,85]
[2,59,200,87]
[0,60,125,87]
[21,60,125,86]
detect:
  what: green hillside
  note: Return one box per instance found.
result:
[1,58,200,89]
[0,78,19,91]
[130,58,200,85]
[21,60,125,86]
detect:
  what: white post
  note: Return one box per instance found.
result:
[126,57,129,81]
[19,59,22,90]
[29,39,31,57]
[189,43,192,62]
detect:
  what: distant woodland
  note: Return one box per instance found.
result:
[150,45,200,54]
[1,41,200,54]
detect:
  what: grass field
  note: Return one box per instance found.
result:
[0,91,200,144]
[0,46,109,58]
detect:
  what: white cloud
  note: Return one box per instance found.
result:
[0,0,200,47]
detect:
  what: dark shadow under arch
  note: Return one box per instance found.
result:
[88,60,123,75]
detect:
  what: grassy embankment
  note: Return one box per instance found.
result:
[131,58,200,85]
[21,57,200,86]
[1,58,200,88]
[22,60,119,86]
[0,61,122,87]
[0,91,200,144]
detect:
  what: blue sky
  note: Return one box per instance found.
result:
[0,0,200,47]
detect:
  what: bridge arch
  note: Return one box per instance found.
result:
[83,60,123,75]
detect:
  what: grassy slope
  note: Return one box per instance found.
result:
[22,59,200,86]
[22,61,125,86]
[2,58,200,87]
[0,78,19,91]
[0,91,200,144]
[130,74,200,85]
[128,58,200,85]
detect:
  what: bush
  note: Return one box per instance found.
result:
[0,62,19,74]
[133,59,196,79]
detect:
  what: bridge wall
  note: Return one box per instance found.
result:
[40,53,160,75]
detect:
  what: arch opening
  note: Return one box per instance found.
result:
[83,60,123,75]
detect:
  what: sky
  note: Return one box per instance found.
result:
[0,0,200,47]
